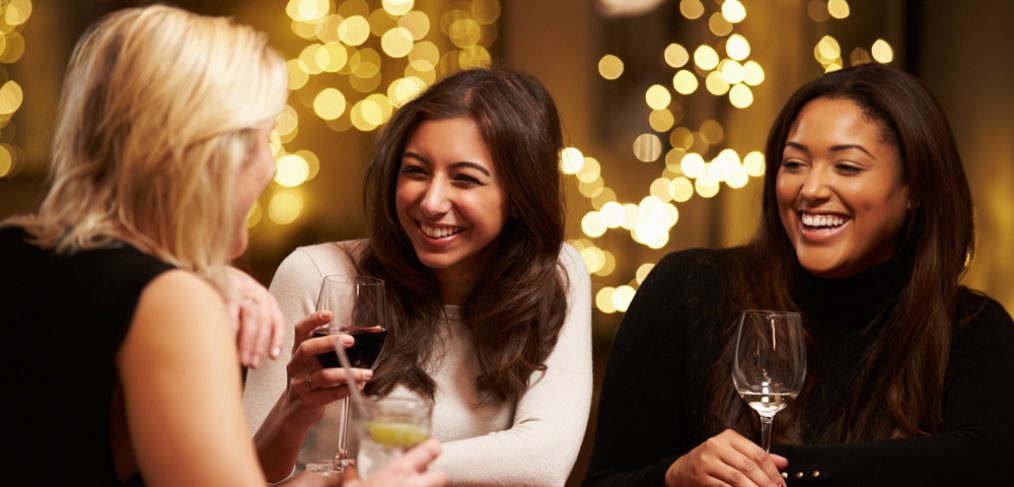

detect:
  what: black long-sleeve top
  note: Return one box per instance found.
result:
[584,248,1014,486]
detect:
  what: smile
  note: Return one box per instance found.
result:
[801,213,848,229]
[419,222,465,239]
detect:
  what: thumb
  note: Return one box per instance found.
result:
[770,453,789,469]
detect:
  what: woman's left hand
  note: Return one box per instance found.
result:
[223,266,286,368]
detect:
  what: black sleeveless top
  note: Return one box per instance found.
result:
[0,226,173,486]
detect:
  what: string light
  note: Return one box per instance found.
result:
[0,0,30,179]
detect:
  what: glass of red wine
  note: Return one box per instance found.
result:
[304,275,387,477]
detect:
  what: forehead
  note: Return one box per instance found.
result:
[788,97,894,146]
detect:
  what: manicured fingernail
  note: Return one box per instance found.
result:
[270,346,281,358]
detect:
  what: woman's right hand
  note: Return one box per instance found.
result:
[345,439,448,487]
[665,429,788,487]
[280,310,374,429]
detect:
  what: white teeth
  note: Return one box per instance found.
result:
[421,223,464,238]
[801,214,846,228]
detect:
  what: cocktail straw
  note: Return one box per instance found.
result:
[331,333,372,420]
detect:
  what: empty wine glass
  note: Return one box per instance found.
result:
[732,310,806,452]
[305,275,387,477]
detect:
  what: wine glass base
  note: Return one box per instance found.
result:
[304,459,353,477]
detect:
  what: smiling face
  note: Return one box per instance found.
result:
[395,116,510,301]
[229,124,276,258]
[776,97,910,279]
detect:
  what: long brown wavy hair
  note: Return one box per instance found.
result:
[711,64,973,443]
[357,68,568,403]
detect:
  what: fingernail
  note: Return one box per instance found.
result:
[270,346,281,358]
[363,370,373,379]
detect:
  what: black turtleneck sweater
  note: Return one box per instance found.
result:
[584,248,1014,486]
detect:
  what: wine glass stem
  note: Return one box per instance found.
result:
[760,415,774,452]
[336,397,351,466]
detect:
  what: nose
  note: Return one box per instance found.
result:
[799,166,831,203]
[419,178,451,217]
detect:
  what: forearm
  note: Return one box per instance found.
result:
[254,394,315,482]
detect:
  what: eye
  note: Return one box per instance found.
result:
[780,158,806,171]
[835,163,862,176]
[453,173,482,187]
[399,163,427,178]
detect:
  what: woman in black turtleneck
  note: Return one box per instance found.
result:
[584,64,1014,487]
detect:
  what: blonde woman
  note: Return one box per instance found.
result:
[0,6,444,486]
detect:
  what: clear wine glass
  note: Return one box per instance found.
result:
[732,310,806,452]
[355,393,433,479]
[305,275,387,477]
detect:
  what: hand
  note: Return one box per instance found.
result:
[223,266,285,368]
[665,429,788,487]
[281,311,374,429]
[344,439,447,487]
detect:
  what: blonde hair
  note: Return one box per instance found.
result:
[7,5,287,277]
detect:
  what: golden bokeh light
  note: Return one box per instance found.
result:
[850,47,872,66]
[590,187,617,209]
[670,127,694,150]
[600,201,625,229]
[672,69,699,95]
[286,60,309,90]
[381,27,414,58]
[649,109,675,132]
[694,44,720,70]
[871,39,894,63]
[0,145,13,177]
[695,173,721,198]
[633,133,663,162]
[0,80,23,115]
[719,59,745,84]
[596,287,618,314]
[725,34,750,61]
[680,152,706,178]
[705,71,730,95]
[295,149,321,180]
[398,10,430,39]
[338,15,370,46]
[612,285,636,312]
[459,45,492,68]
[699,120,724,145]
[669,177,694,202]
[816,35,842,62]
[744,151,766,177]
[387,76,426,106]
[408,40,440,70]
[679,0,705,20]
[560,147,585,174]
[598,54,624,80]
[275,154,311,187]
[828,0,851,19]
[645,84,672,109]
[596,250,616,277]
[743,60,765,85]
[582,211,607,238]
[382,0,414,16]
[708,13,734,36]
[313,88,347,120]
[721,0,747,23]
[268,191,303,225]
[729,83,753,108]
[580,246,605,273]
[577,156,602,183]
[288,0,329,22]
[449,18,481,48]
[650,177,671,201]
[635,263,655,285]
[664,43,690,68]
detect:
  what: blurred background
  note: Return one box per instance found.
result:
[0,0,1011,484]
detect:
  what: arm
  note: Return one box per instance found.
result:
[772,297,1014,486]
[118,269,264,485]
[246,244,369,481]
[431,243,593,486]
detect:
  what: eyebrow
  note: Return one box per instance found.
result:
[402,151,492,177]
[784,141,876,159]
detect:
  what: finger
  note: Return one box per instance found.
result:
[268,296,286,359]
[396,439,442,473]
[770,453,789,470]
[294,310,334,343]
[298,334,355,357]
[236,301,259,367]
[249,293,275,368]
[711,461,761,487]
[728,434,784,485]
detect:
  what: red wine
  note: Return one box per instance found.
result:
[312,326,387,369]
